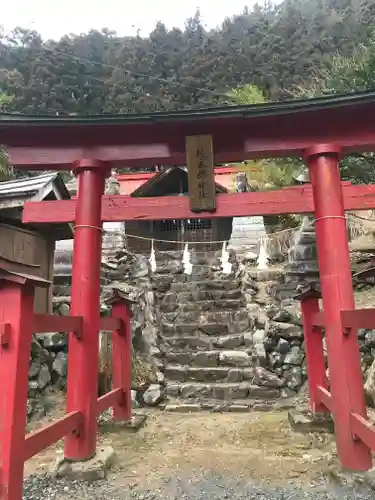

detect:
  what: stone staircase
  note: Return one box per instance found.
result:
[153,250,284,412]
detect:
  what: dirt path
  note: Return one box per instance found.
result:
[25,410,340,489]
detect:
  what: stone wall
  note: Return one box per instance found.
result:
[32,238,375,417]
[148,250,307,411]
[28,246,312,417]
[27,247,163,420]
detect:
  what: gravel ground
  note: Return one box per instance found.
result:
[22,472,375,500]
[22,410,375,500]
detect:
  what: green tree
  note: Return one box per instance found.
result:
[294,31,375,184]
[227,84,266,104]
[1,0,373,114]
[228,84,301,230]
[228,84,300,189]
[0,92,13,180]
[0,145,10,181]
[0,91,12,109]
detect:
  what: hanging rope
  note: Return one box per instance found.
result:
[98,212,375,257]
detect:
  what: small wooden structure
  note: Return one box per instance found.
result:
[125,167,233,253]
[0,173,72,312]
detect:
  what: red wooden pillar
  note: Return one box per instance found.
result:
[0,270,49,500]
[111,298,132,421]
[306,145,372,471]
[64,159,107,461]
[300,295,327,413]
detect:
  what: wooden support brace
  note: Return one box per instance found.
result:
[0,270,49,500]
[111,299,132,422]
[24,411,83,461]
[301,298,328,413]
[350,413,375,450]
[0,323,11,347]
[316,386,333,412]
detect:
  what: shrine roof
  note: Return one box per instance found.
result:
[0,172,73,239]
[130,166,228,197]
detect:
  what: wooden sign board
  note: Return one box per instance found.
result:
[186,135,216,212]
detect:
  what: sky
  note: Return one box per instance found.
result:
[2,0,255,40]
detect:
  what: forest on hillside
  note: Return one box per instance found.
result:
[1,0,375,116]
[2,0,375,184]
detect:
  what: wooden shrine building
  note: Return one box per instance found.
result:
[0,173,72,312]
[125,166,233,253]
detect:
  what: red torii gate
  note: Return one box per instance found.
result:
[2,91,375,498]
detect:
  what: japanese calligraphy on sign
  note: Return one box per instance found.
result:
[186,135,216,212]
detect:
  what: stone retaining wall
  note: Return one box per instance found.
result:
[27,245,375,419]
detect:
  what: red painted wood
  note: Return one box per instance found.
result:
[5,100,375,167]
[99,316,122,331]
[64,161,106,461]
[0,282,35,500]
[351,413,375,451]
[311,312,325,328]
[96,388,123,416]
[0,323,11,346]
[33,314,82,335]
[22,183,375,224]
[23,411,83,461]
[111,301,132,422]
[116,172,156,182]
[341,309,375,329]
[301,298,328,413]
[308,147,372,471]
[316,386,333,412]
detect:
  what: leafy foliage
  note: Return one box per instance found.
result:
[294,29,375,183]
[1,0,375,115]
[227,84,301,231]
[1,0,375,185]
[227,84,267,105]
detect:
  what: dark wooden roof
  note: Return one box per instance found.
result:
[0,172,70,201]
[130,167,228,197]
[0,173,73,240]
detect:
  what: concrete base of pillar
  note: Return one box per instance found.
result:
[51,446,115,482]
[327,467,375,489]
[288,410,334,434]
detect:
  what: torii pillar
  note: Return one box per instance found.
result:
[305,144,372,470]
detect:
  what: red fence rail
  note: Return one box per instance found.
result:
[0,270,132,500]
[301,296,375,468]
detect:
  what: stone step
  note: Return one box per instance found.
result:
[164,363,287,386]
[162,398,294,413]
[164,348,254,366]
[164,365,256,383]
[161,335,253,352]
[157,288,243,303]
[244,268,284,283]
[161,317,254,337]
[162,322,228,337]
[165,381,281,401]
[166,280,242,293]
[160,307,248,323]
